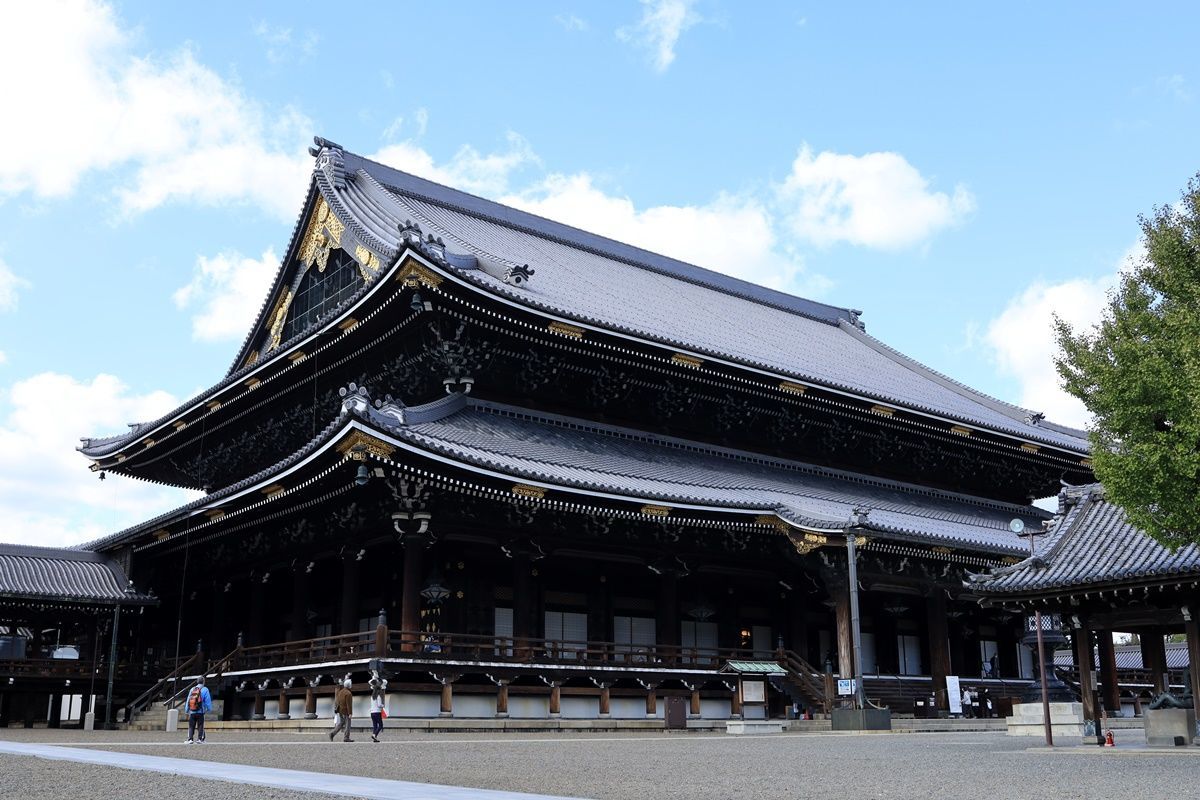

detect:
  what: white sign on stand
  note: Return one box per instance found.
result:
[836,679,856,696]
[946,675,962,714]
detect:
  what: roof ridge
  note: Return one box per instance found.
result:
[341,149,857,328]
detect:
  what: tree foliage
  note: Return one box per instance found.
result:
[1054,175,1200,550]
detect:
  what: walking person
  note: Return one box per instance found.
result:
[329,678,354,742]
[184,676,212,744]
[369,675,387,743]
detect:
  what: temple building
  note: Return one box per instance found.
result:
[3,137,1100,727]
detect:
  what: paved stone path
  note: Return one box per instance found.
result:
[0,739,590,800]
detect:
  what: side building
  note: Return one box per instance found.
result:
[6,138,1094,727]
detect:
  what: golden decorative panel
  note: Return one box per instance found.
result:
[670,353,703,368]
[337,318,359,332]
[950,425,973,437]
[299,196,343,273]
[265,289,294,352]
[287,351,307,363]
[143,438,156,449]
[243,377,261,389]
[548,321,585,339]
[755,514,790,534]
[335,430,397,460]
[173,420,187,431]
[779,381,807,395]
[152,529,170,542]
[353,245,383,280]
[786,529,827,555]
[206,400,222,411]
[396,258,444,289]
[1020,442,1040,453]
[931,546,953,555]
[260,484,286,499]
[1080,458,1093,468]
[870,405,895,417]
[243,350,259,368]
[511,484,547,499]
[640,504,671,517]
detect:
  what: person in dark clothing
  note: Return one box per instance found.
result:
[329,678,354,742]
[184,676,212,744]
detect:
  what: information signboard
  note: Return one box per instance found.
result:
[946,675,962,714]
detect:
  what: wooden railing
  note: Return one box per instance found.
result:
[126,649,204,720]
[774,649,828,710]
[162,643,244,710]
[0,658,121,681]
[236,631,380,671]
[385,629,762,669]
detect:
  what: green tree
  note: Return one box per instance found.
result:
[1054,175,1200,550]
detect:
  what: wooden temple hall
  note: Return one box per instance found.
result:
[2,137,1105,728]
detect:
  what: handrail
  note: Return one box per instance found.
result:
[126,649,203,721]
[163,644,243,710]
[774,649,828,711]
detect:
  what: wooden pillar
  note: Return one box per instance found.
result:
[1185,608,1200,723]
[291,568,309,642]
[48,694,62,729]
[657,571,679,657]
[339,557,360,636]
[304,687,317,719]
[689,685,702,718]
[277,689,290,720]
[375,609,388,657]
[1097,632,1122,714]
[548,681,562,718]
[400,533,428,649]
[730,681,742,718]
[835,594,853,680]
[252,692,266,721]
[926,593,951,711]
[1140,631,1168,694]
[1074,626,1101,742]
[644,682,658,718]
[437,675,458,717]
[597,683,611,718]
[495,680,510,718]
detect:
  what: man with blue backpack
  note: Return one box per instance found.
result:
[184,676,212,744]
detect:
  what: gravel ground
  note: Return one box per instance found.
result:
[2,728,1198,800]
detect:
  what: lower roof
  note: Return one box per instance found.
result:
[970,484,1200,596]
[0,544,156,606]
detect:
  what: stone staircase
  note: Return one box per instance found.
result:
[128,700,223,731]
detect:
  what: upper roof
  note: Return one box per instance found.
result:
[969,483,1200,595]
[86,384,1046,557]
[0,543,156,606]
[81,139,1089,469]
[1053,641,1190,671]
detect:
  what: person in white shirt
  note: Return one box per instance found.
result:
[369,675,387,743]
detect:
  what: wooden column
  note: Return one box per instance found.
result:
[339,557,360,636]
[644,682,659,718]
[291,568,309,642]
[437,675,458,717]
[1140,631,1168,694]
[730,681,742,719]
[548,681,562,718]
[1074,626,1101,742]
[495,680,510,718]
[277,689,290,720]
[1096,632,1122,714]
[688,685,702,718]
[1185,608,1200,724]
[835,594,853,680]
[400,533,428,650]
[252,692,266,721]
[925,593,951,711]
[597,683,611,718]
[303,687,317,719]
[657,570,679,658]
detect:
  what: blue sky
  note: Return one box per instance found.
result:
[1,1,1197,546]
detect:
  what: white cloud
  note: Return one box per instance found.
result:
[253,20,319,64]
[556,14,589,31]
[980,246,1144,429]
[0,257,30,312]
[0,372,198,548]
[173,249,279,342]
[617,0,700,72]
[0,351,7,365]
[504,173,820,293]
[0,0,312,220]
[778,146,975,249]
[370,132,540,197]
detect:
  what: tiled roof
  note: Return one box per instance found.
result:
[970,484,1200,595]
[0,544,155,605]
[1053,641,1190,670]
[385,398,1043,555]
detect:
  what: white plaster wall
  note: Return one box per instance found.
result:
[610,698,649,719]
[560,697,599,719]
[453,695,495,718]
[315,697,334,718]
[700,698,732,719]
[508,696,549,718]
[393,692,441,717]
[263,699,279,718]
